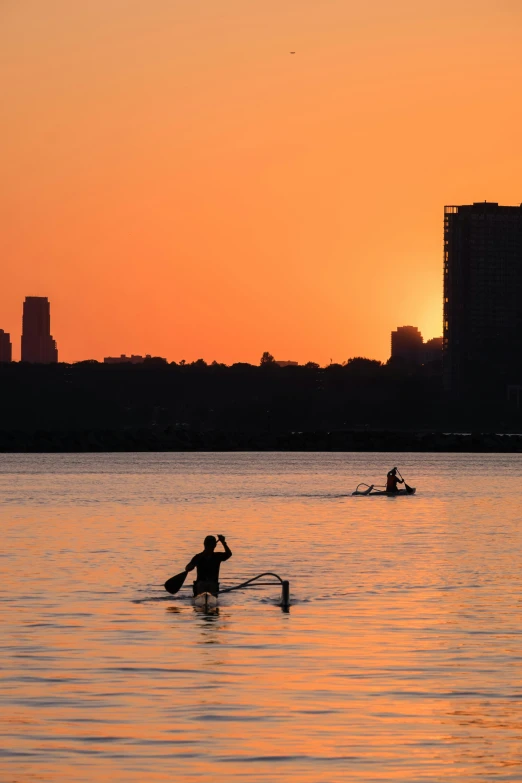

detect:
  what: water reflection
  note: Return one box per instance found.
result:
[443,697,522,772]
[193,606,220,621]
[2,452,522,782]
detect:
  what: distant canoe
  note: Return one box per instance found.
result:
[352,484,416,496]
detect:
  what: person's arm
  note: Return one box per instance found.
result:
[185,554,198,572]
[217,535,232,560]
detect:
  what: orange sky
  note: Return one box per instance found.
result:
[2,0,522,363]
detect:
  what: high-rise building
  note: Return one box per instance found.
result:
[21,297,58,363]
[391,325,423,363]
[0,329,12,362]
[443,202,522,397]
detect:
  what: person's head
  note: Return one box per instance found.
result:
[204,535,217,551]
[389,467,397,475]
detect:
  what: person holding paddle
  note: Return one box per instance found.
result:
[185,535,232,597]
[386,467,404,493]
[163,534,232,597]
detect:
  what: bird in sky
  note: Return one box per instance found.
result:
[290,51,295,54]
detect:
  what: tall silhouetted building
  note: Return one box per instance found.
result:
[0,329,12,362]
[444,203,522,397]
[391,325,423,363]
[21,297,58,363]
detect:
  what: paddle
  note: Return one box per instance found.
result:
[164,570,188,594]
[396,469,414,494]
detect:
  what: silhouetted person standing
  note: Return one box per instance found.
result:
[185,535,232,596]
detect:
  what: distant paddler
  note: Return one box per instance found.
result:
[185,534,232,597]
[386,467,404,494]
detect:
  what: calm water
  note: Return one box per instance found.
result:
[1,452,522,782]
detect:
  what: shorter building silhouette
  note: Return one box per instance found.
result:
[391,326,423,362]
[275,360,299,367]
[422,337,443,365]
[0,329,12,362]
[21,297,58,363]
[391,326,442,365]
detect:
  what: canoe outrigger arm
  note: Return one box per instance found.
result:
[352,482,416,496]
[221,572,290,608]
[353,482,377,495]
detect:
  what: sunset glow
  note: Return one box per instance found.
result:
[2,1,522,363]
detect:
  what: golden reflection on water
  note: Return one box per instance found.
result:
[1,453,522,782]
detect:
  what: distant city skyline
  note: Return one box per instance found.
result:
[10,204,522,374]
[0,294,442,365]
[8,4,522,365]
[2,292,441,367]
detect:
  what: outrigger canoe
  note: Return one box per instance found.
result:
[193,591,218,609]
[352,483,416,496]
[165,572,290,609]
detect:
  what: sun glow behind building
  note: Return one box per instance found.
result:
[3,2,522,363]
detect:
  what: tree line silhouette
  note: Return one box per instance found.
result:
[1,350,518,443]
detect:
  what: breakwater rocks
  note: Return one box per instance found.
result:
[1,429,522,452]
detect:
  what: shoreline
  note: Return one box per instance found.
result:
[1,429,522,453]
